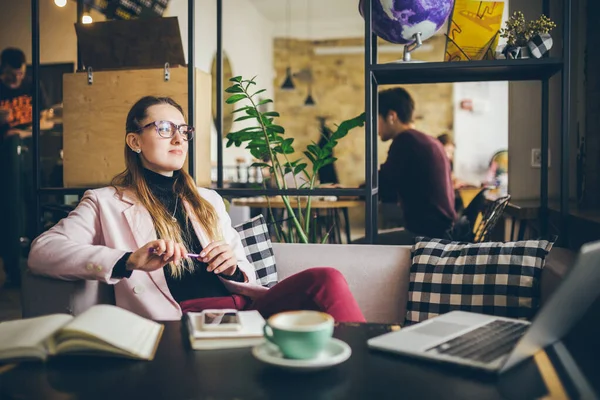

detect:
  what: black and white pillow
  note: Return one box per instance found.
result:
[405,237,554,326]
[528,33,553,59]
[234,214,278,288]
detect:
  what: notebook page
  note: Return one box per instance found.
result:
[0,315,72,355]
[59,305,162,358]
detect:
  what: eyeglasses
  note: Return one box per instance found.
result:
[138,121,195,141]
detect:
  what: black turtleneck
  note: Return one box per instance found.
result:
[111,168,244,303]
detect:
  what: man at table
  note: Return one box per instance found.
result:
[375,88,456,243]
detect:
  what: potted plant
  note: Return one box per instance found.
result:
[225,76,365,243]
[499,11,556,59]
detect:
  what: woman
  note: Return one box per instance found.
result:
[28,96,365,323]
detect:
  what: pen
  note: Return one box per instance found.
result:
[149,248,201,258]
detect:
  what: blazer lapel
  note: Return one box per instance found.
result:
[121,191,178,308]
[122,193,157,249]
[183,201,213,248]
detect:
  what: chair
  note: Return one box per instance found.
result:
[450,188,510,243]
[472,194,511,242]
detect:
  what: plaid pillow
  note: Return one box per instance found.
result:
[528,33,553,59]
[234,214,278,288]
[405,237,554,326]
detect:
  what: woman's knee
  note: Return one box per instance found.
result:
[304,267,347,287]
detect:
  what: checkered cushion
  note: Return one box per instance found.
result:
[234,214,278,288]
[528,33,553,59]
[405,237,554,326]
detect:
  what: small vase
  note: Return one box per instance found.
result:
[504,45,531,60]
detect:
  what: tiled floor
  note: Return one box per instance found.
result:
[0,287,22,322]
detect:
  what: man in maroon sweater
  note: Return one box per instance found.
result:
[377,88,456,242]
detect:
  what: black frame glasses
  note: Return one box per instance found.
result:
[138,121,195,141]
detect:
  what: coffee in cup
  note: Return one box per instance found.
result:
[263,311,334,360]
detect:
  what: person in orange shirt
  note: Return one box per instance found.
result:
[0,48,53,138]
[0,47,53,287]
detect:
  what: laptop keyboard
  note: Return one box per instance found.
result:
[427,320,529,364]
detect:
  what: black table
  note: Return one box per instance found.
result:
[0,322,596,400]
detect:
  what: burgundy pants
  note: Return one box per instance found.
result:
[180,267,366,323]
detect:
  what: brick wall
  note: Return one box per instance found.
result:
[273,35,453,187]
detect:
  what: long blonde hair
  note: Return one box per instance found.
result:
[111,96,220,278]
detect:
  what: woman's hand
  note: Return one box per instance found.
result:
[126,239,188,272]
[200,241,238,276]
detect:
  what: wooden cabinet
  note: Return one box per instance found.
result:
[62,66,211,187]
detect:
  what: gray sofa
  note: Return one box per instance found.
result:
[21,244,576,324]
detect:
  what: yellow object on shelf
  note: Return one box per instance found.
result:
[445,0,505,61]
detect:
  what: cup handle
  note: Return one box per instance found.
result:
[263,322,275,344]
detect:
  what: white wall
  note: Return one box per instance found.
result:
[165,0,275,166]
[452,1,509,186]
[453,82,509,185]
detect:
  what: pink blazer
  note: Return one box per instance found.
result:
[28,186,269,320]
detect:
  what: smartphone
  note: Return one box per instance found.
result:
[200,309,242,331]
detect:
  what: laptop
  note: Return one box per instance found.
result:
[368,240,600,373]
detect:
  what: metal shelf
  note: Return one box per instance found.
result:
[371,58,563,85]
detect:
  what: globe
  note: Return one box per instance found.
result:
[359,0,454,45]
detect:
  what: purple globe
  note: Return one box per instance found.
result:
[359,0,454,45]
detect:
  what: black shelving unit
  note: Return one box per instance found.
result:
[371,58,563,85]
[363,0,572,244]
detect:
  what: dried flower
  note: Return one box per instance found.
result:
[500,12,556,47]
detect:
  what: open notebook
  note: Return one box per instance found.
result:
[0,305,164,363]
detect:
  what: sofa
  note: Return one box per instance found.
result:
[21,243,577,324]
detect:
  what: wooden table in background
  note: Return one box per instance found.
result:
[232,198,364,244]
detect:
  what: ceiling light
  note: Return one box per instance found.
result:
[304,85,316,107]
[82,14,93,24]
[280,67,295,91]
[54,0,67,7]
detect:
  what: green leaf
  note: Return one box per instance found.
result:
[303,151,316,164]
[226,94,246,104]
[246,108,259,117]
[225,85,244,93]
[267,125,285,134]
[232,106,251,114]
[307,144,320,156]
[294,163,308,175]
[262,111,280,117]
[234,115,257,122]
[250,147,265,159]
[229,76,243,83]
[251,89,267,97]
[248,138,267,146]
[257,99,273,106]
[331,113,366,141]
[251,162,270,169]
[321,158,337,167]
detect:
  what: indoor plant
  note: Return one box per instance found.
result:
[499,11,556,59]
[225,76,365,243]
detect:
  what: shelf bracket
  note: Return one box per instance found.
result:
[403,32,423,62]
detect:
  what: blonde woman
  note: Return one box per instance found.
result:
[28,96,365,322]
